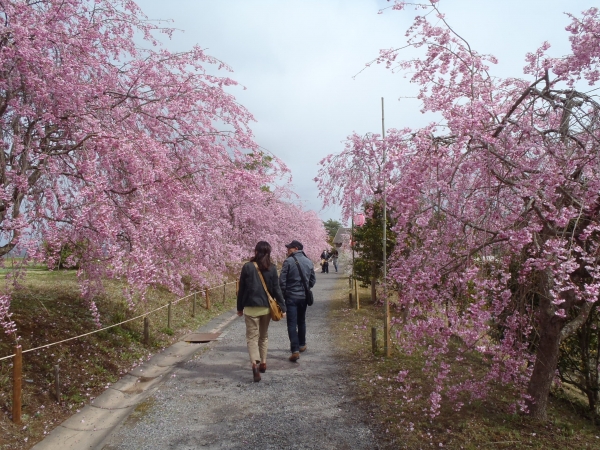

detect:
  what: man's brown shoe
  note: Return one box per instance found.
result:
[252,364,261,382]
[259,363,267,373]
[299,346,307,352]
[289,352,300,362]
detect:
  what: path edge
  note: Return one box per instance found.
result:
[31,309,240,450]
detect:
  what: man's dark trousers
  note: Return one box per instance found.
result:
[286,297,307,353]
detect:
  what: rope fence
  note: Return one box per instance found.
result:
[0,279,239,423]
[0,280,238,362]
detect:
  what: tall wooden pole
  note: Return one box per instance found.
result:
[350,198,360,309]
[382,97,391,357]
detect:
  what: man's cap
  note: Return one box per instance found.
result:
[285,240,303,250]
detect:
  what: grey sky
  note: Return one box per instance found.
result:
[136,0,594,223]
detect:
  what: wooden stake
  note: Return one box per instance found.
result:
[384,300,391,357]
[54,364,60,403]
[355,279,360,310]
[223,283,226,303]
[371,278,377,304]
[371,327,378,354]
[144,317,149,344]
[167,301,172,329]
[12,345,22,424]
[205,289,211,310]
[192,293,196,318]
[349,292,353,307]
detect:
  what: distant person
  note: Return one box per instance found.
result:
[331,249,339,272]
[237,241,286,382]
[280,240,316,362]
[320,249,330,273]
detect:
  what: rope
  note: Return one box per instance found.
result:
[0,280,239,362]
[206,281,237,291]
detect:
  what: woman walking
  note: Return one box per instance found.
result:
[237,241,286,382]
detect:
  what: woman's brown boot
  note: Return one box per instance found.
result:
[252,363,261,382]
[259,362,267,373]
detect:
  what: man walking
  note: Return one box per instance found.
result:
[280,240,316,362]
[331,249,339,273]
[320,249,330,273]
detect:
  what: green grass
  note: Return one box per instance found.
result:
[0,257,47,274]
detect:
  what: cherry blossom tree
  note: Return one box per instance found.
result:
[0,0,326,336]
[318,1,600,420]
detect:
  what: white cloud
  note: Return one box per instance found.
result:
[135,0,595,221]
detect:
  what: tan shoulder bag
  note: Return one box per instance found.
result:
[252,262,283,321]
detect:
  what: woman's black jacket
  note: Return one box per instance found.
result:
[237,262,286,313]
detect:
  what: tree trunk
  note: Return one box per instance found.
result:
[526,299,564,420]
[371,277,377,304]
[585,387,598,415]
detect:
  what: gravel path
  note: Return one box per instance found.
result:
[101,269,377,450]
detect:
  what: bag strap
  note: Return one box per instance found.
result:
[252,262,272,299]
[291,254,310,294]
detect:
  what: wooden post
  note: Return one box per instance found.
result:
[54,364,60,403]
[223,283,226,303]
[384,300,391,357]
[205,289,211,310]
[12,345,22,424]
[349,292,353,307]
[371,278,377,304]
[167,301,172,329]
[144,317,149,344]
[192,293,196,318]
[371,327,378,354]
[355,279,360,310]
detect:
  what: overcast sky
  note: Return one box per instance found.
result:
[136,0,594,223]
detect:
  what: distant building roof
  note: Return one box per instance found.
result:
[333,227,351,246]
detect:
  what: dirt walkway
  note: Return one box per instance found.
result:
[101,270,377,449]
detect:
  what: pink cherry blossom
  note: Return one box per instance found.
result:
[318,1,600,420]
[0,0,327,337]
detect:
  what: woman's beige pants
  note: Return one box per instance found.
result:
[244,313,271,364]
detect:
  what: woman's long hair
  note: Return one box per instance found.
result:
[251,241,272,271]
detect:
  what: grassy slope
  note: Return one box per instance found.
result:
[0,268,237,450]
[328,279,600,449]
